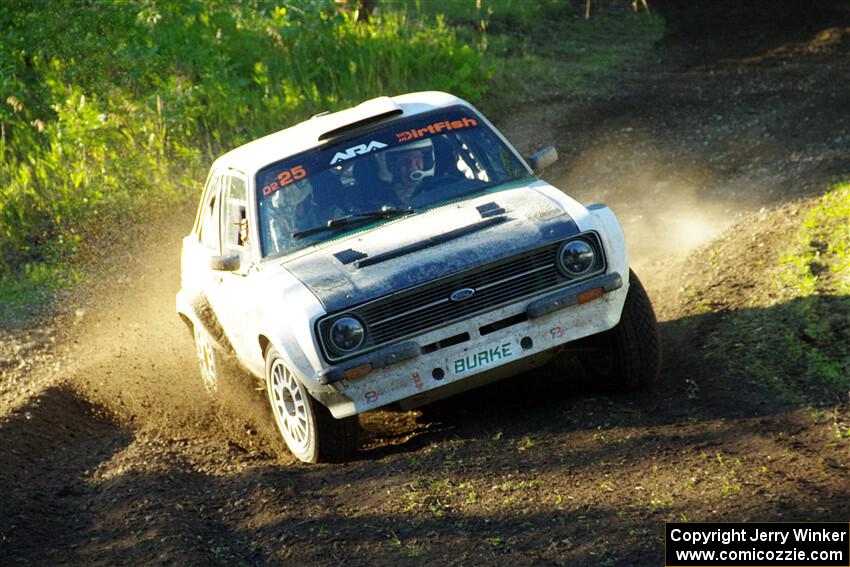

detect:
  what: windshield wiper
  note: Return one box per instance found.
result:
[292,207,416,239]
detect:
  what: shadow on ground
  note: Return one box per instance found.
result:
[3,296,848,566]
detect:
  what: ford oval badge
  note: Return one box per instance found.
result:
[450,288,476,302]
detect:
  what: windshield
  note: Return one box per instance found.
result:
[255,105,530,258]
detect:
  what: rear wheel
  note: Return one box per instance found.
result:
[571,269,662,391]
[264,346,358,463]
[193,324,221,393]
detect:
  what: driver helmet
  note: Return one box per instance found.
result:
[380,138,435,185]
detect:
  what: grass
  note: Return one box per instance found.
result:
[388,0,665,116]
[778,183,850,296]
[0,262,75,327]
[0,0,486,283]
[702,182,850,406]
[402,476,479,516]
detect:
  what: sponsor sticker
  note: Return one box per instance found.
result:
[451,342,513,375]
[329,140,387,165]
[261,164,306,197]
[364,390,380,404]
[412,372,425,392]
[396,117,478,143]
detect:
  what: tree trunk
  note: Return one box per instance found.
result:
[357,0,376,23]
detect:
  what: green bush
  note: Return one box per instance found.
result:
[1,0,663,288]
[0,0,487,276]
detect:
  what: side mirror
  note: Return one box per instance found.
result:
[527,146,558,174]
[211,254,240,272]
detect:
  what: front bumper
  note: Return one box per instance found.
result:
[321,271,627,418]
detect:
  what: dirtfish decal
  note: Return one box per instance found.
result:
[396,117,478,143]
[330,140,387,165]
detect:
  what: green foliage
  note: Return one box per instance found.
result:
[0,0,486,277]
[387,0,665,115]
[779,182,850,296]
[0,0,664,288]
[702,182,850,405]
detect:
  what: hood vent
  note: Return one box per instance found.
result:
[334,249,368,265]
[477,202,506,218]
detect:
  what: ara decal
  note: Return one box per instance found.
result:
[329,141,387,165]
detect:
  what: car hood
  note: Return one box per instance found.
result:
[279,184,579,314]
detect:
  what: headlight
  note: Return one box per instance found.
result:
[328,316,365,352]
[558,239,596,277]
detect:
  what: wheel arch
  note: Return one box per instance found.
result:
[258,334,272,358]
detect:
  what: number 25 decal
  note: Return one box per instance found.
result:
[262,165,307,196]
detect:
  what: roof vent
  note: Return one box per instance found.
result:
[318,97,403,141]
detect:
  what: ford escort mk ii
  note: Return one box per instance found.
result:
[177,91,661,463]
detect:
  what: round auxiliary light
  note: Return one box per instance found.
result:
[329,316,365,353]
[558,239,596,277]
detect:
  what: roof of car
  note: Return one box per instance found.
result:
[212,91,474,176]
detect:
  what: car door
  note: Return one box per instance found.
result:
[206,172,257,360]
[181,171,222,303]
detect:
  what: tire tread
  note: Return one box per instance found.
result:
[612,269,662,390]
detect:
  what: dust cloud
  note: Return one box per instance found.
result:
[552,140,760,278]
[52,207,279,455]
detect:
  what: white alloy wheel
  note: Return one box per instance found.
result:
[193,325,219,393]
[267,356,318,462]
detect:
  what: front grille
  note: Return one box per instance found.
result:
[366,253,558,343]
[319,232,605,362]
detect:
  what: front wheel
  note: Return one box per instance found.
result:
[265,346,358,463]
[571,269,662,391]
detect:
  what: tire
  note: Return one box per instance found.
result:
[193,324,221,394]
[573,269,662,391]
[264,346,359,463]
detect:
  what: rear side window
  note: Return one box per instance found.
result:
[199,174,221,251]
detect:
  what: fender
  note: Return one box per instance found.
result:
[252,267,331,389]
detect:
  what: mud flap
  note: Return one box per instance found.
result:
[190,293,236,356]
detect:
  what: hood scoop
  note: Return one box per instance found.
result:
[477,201,506,218]
[355,215,508,269]
[334,248,368,265]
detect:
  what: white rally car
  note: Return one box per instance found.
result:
[177,92,661,463]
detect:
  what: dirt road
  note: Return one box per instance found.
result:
[3,1,850,565]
